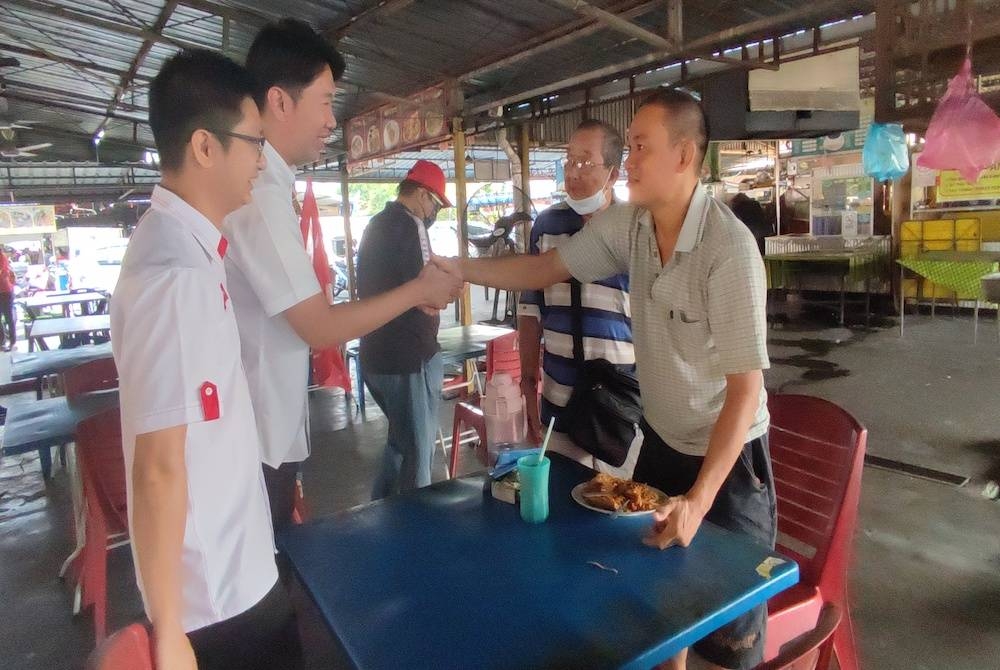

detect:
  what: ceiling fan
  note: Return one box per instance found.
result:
[0,127,51,158]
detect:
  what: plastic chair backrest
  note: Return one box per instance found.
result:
[76,406,128,533]
[64,358,119,400]
[767,394,867,593]
[86,623,154,670]
[485,332,521,384]
[757,603,841,670]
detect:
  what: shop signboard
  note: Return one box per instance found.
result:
[0,204,56,236]
[935,166,1000,203]
[346,84,451,168]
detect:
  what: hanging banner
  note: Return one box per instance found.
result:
[346,84,451,167]
[0,204,56,235]
[935,166,1000,203]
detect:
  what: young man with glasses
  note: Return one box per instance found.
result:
[112,50,300,670]
[357,160,453,499]
[224,19,462,533]
[518,120,636,476]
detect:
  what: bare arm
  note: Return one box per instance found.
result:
[283,262,462,349]
[645,369,763,549]
[517,315,543,444]
[455,249,571,291]
[688,369,764,513]
[132,425,197,669]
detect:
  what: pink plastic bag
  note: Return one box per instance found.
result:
[917,59,1000,183]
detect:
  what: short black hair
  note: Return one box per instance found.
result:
[148,49,256,172]
[245,18,346,106]
[574,119,624,168]
[638,88,710,170]
[397,179,422,197]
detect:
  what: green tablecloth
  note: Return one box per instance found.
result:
[764,249,889,289]
[896,258,998,298]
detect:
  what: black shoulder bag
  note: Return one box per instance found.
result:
[561,279,642,467]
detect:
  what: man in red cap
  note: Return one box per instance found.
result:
[357,159,454,498]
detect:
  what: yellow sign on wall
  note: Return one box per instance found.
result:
[0,204,56,235]
[936,167,1000,203]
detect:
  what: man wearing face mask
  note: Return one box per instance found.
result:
[518,120,636,476]
[358,160,453,499]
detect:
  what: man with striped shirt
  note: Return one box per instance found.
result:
[518,120,636,476]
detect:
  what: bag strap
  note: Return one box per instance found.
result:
[569,279,585,368]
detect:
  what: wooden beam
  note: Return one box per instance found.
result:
[547,0,676,51]
[4,0,203,51]
[326,0,417,40]
[667,0,683,47]
[459,1,660,83]
[96,1,179,137]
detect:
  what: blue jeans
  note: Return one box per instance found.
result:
[364,353,443,500]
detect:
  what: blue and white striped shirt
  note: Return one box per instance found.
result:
[518,202,635,431]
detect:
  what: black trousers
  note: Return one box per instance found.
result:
[632,419,777,670]
[0,292,15,349]
[187,580,303,670]
[264,461,299,534]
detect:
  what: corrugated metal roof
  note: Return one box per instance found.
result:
[0,0,874,199]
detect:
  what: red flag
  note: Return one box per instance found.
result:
[299,180,352,392]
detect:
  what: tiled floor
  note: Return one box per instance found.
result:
[2,295,1000,669]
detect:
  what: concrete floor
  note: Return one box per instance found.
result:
[2,293,999,669]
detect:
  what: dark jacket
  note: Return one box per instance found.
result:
[357,201,440,374]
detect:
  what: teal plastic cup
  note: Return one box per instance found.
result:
[517,455,550,523]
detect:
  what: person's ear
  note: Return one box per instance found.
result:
[266,86,292,121]
[189,129,216,169]
[676,139,696,174]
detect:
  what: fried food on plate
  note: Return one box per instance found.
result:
[581,474,665,513]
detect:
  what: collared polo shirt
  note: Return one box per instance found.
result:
[557,185,770,456]
[112,185,277,632]
[224,141,321,468]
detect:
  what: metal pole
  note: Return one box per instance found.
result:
[340,168,358,301]
[774,140,781,237]
[452,116,471,327]
[519,122,532,248]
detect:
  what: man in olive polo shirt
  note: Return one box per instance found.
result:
[445,89,774,670]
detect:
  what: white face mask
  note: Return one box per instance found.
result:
[564,171,612,216]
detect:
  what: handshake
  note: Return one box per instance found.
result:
[415,255,465,314]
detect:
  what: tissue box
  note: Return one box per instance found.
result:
[490,472,521,505]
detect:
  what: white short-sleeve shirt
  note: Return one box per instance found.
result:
[112,185,277,632]
[223,141,321,468]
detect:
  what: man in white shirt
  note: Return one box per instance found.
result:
[112,50,300,670]
[225,19,462,532]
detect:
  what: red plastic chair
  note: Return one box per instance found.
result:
[756,603,841,670]
[76,406,128,644]
[86,623,154,670]
[63,357,119,399]
[449,332,523,478]
[764,394,866,670]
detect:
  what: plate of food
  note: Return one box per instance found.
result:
[350,134,365,159]
[367,125,381,154]
[571,473,669,516]
[402,110,421,144]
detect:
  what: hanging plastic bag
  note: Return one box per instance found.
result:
[862,123,910,182]
[917,58,1000,184]
[299,180,352,392]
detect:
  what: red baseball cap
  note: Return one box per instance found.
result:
[404,159,452,208]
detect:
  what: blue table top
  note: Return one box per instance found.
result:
[10,342,114,380]
[1,389,119,455]
[280,457,798,670]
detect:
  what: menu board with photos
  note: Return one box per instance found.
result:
[346,84,450,166]
[0,204,56,235]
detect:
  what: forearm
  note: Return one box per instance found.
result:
[687,370,763,513]
[132,426,188,634]
[459,249,570,291]
[286,283,422,350]
[517,315,542,399]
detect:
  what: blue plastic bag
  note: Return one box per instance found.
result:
[863,123,910,182]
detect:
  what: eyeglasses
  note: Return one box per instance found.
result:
[207,129,266,156]
[562,157,609,172]
[428,192,445,209]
